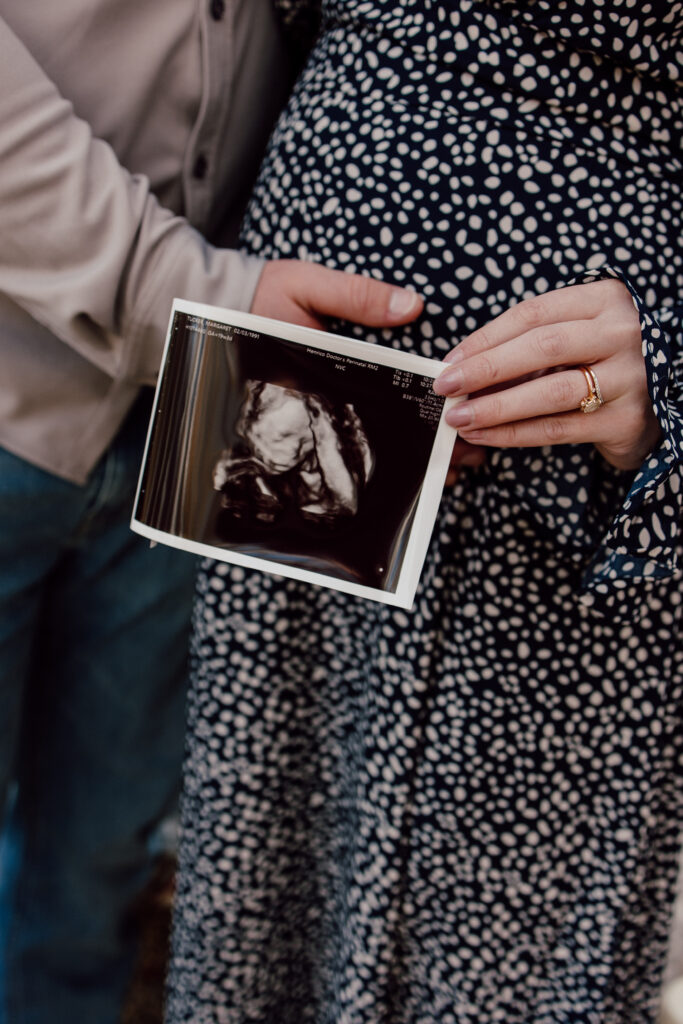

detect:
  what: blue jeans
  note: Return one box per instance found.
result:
[0,392,197,1023]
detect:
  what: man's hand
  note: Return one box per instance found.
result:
[250,259,423,329]
[251,260,484,489]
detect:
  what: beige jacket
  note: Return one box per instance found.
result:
[0,0,291,482]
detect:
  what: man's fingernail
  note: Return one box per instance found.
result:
[388,288,420,317]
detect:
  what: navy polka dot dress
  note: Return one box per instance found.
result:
[166,2,683,1021]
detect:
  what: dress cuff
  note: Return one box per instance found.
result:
[492,265,682,618]
[575,267,682,598]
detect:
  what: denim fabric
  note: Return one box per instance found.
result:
[0,391,197,1024]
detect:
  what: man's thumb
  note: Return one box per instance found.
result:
[295,263,423,327]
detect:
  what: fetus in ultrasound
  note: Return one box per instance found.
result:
[212,381,374,527]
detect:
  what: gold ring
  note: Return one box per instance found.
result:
[579,365,604,414]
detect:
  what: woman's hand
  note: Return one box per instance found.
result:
[434,279,661,471]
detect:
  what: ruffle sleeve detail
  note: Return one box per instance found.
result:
[491,266,682,619]
[579,267,682,593]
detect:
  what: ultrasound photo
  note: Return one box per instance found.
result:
[132,301,455,608]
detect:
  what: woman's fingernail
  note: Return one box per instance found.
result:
[434,367,464,395]
[444,347,464,365]
[388,288,421,317]
[447,404,472,428]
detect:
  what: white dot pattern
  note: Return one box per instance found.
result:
[167,2,683,1022]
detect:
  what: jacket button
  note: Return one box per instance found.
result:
[192,153,208,180]
[210,0,225,19]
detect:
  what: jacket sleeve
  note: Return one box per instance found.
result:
[0,15,264,386]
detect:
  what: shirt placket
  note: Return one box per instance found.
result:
[183,0,234,233]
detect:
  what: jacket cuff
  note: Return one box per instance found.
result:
[123,227,266,385]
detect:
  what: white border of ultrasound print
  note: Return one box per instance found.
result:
[131,298,458,610]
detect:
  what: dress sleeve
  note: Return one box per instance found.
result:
[577,266,683,597]
[0,16,264,386]
[490,265,682,619]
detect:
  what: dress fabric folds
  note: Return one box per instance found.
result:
[167,2,683,1021]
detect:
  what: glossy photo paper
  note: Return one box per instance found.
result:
[131,300,456,609]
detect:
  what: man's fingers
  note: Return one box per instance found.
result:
[251,260,423,329]
[291,262,423,326]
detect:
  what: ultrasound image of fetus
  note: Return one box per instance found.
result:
[212,382,374,527]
